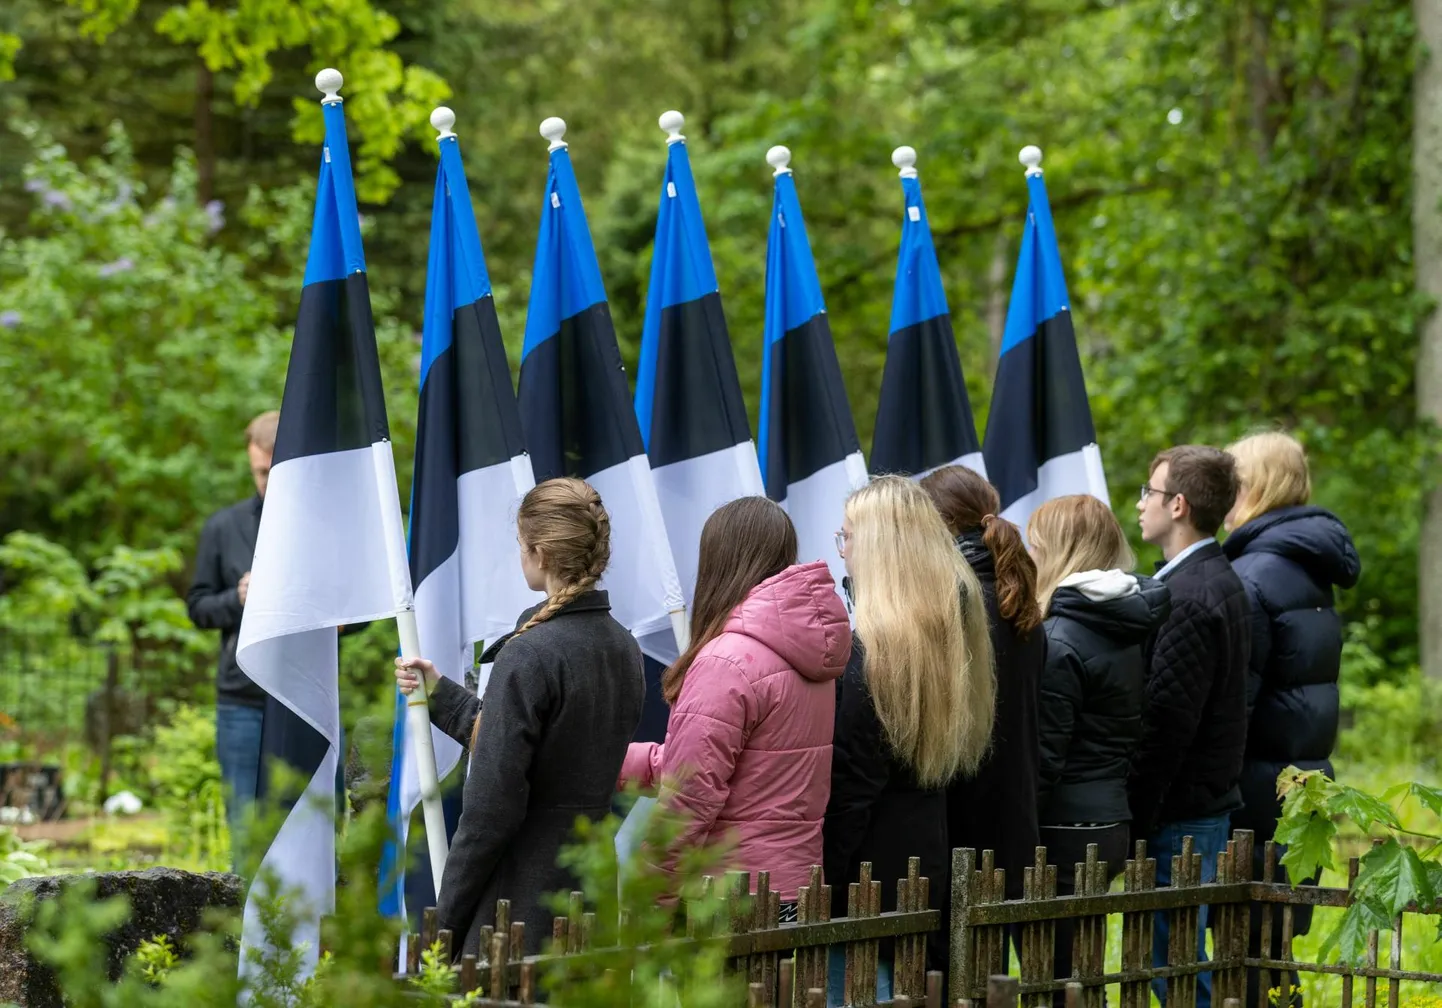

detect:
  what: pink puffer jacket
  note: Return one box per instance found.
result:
[620,561,851,900]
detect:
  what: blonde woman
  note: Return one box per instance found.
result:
[823,475,995,1005]
[1029,495,1170,1008]
[1223,432,1359,1005]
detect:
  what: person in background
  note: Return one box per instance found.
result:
[619,497,850,917]
[824,476,995,1006]
[1133,446,1251,1008]
[394,477,644,958]
[920,466,1044,910]
[1028,495,1170,1006]
[186,409,276,868]
[1224,432,1360,1007]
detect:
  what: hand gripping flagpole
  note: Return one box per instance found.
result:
[315,68,449,895]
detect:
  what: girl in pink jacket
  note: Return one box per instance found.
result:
[619,496,851,914]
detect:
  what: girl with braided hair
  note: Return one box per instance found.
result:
[394,477,644,958]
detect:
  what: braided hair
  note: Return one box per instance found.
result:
[470,477,611,748]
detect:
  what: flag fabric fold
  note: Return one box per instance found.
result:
[633,124,763,665]
[982,153,1108,532]
[870,156,984,480]
[758,154,866,593]
[378,119,541,937]
[518,129,683,648]
[237,91,412,984]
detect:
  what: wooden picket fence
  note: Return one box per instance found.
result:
[396,829,1442,1007]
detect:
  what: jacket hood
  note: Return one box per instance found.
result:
[724,561,851,683]
[1223,506,1360,590]
[1049,572,1170,646]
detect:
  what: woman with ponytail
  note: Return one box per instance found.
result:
[619,496,850,916]
[393,478,644,957]
[824,476,995,1004]
[920,465,1045,905]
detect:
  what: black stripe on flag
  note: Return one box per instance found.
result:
[273,273,389,466]
[409,296,525,588]
[519,302,644,482]
[984,310,1096,508]
[647,292,751,469]
[870,314,980,476]
[764,313,861,497]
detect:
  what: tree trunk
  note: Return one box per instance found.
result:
[194,59,216,205]
[986,226,1010,364]
[1414,0,1442,678]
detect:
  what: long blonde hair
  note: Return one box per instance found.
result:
[1027,495,1136,613]
[1226,431,1311,529]
[845,476,995,787]
[472,477,610,748]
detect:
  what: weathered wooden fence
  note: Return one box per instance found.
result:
[397,830,1442,1007]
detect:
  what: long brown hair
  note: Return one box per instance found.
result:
[662,497,797,704]
[1027,495,1135,613]
[846,476,995,786]
[472,477,610,747]
[920,465,1042,635]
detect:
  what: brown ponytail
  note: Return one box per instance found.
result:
[471,477,611,748]
[919,465,1043,635]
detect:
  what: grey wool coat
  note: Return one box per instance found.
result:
[428,590,644,958]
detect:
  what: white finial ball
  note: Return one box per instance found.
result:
[766,145,792,174]
[431,107,456,139]
[1019,145,1043,172]
[892,145,918,176]
[315,68,343,101]
[540,117,568,146]
[659,110,685,134]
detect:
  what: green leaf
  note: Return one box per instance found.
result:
[1327,785,1403,833]
[1276,807,1338,883]
[1319,897,1393,965]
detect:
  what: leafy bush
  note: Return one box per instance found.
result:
[0,825,50,884]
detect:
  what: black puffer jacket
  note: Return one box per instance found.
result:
[1222,506,1360,841]
[947,531,1046,898]
[1038,572,1171,825]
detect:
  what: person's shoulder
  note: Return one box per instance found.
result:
[202,497,255,532]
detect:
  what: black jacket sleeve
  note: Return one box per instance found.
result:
[1128,598,1216,834]
[428,675,482,747]
[186,514,242,631]
[1036,638,1085,808]
[823,645,889,892]
[437,637,551,939]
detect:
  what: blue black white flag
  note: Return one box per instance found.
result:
[870,147,984,480]
[758,146,866,593]
[634,112,763,665]
[982,146,1107,531]
[518,119,683,649]
[237,70,413,985]
[378,109,541,942]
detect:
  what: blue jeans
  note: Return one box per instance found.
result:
[825,947,892,1007]
[216,702,264,871]
[1149,815,1230,1008]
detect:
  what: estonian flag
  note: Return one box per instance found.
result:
[378,108,541,937]
[518,117,684,650]
[633,111,763,667]
[758,145,866,593]
[982,145,1107,531]
[236,69,414,985]
[870,146,984,480]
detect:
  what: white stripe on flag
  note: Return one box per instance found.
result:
[238,441,411,986]
[998,442,1109,542]
[587,454,685,646]
[780,451,868,608]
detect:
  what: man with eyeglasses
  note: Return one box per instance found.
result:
[1131,445,1251,1008]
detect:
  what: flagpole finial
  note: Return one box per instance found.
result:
[315,68,344,105]
[1019,145,1044,177]
[431,107,457,140]
[766,145,793,177]
[659,110,685,145]
[540,117,569,152]
[892,146,918,178]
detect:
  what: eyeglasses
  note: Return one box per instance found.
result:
[1138,484,1178,504]
[834,529,850,555]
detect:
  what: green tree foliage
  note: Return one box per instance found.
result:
[0,0,1427,684]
